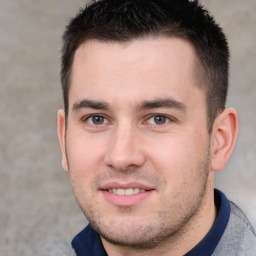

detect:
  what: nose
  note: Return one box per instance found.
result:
[104,126,146,171]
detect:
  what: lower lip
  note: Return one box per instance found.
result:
[101,190,153,206]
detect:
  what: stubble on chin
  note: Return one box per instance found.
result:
[68,147,212,251]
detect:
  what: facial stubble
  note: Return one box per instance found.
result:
[66,143,211,251]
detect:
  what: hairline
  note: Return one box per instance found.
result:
[65,35,214,132]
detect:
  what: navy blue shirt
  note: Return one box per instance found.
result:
[72,189,230,256]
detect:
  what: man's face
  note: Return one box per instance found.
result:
[58,38,215,248]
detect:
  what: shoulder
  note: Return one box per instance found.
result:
[213,201,256,256]
[47,240,76,256]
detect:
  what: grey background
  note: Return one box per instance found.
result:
[1,0,255,255]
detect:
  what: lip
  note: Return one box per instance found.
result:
[99,181,155,206]
[99,181,155,191]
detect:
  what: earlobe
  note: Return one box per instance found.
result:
[210,108,239,171]
[57,109,69,172]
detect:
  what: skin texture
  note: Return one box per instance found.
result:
[58,37,238,256]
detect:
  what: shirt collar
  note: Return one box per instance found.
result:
[184,189,230,256]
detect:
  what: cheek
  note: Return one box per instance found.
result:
[147,133,206,183]
[149,135,193,168]
[67,139,100,206]
[66,132,105,183]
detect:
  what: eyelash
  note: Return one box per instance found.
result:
[145,114,173,126]
[82,114,110,127]
[82,113,174,127]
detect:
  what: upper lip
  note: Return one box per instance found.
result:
[99,181,155,191]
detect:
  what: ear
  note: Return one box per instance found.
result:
[57,109,69,172]
[210,108,239,171]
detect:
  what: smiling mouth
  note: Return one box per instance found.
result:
[108,188,146,196]
[102,185,154,206]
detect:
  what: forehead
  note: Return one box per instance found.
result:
[70,37,205,109]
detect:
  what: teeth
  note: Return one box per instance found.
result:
[108,188,146,195]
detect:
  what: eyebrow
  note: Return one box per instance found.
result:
[72,99,109,111]
[137,98,187,112]
[72,97,187,113]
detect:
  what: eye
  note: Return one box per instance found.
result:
[147,115,171,125]
[85,115,109,126]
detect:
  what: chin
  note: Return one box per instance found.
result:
[87,215,182,250]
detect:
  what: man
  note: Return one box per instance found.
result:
[57,0,256,255]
